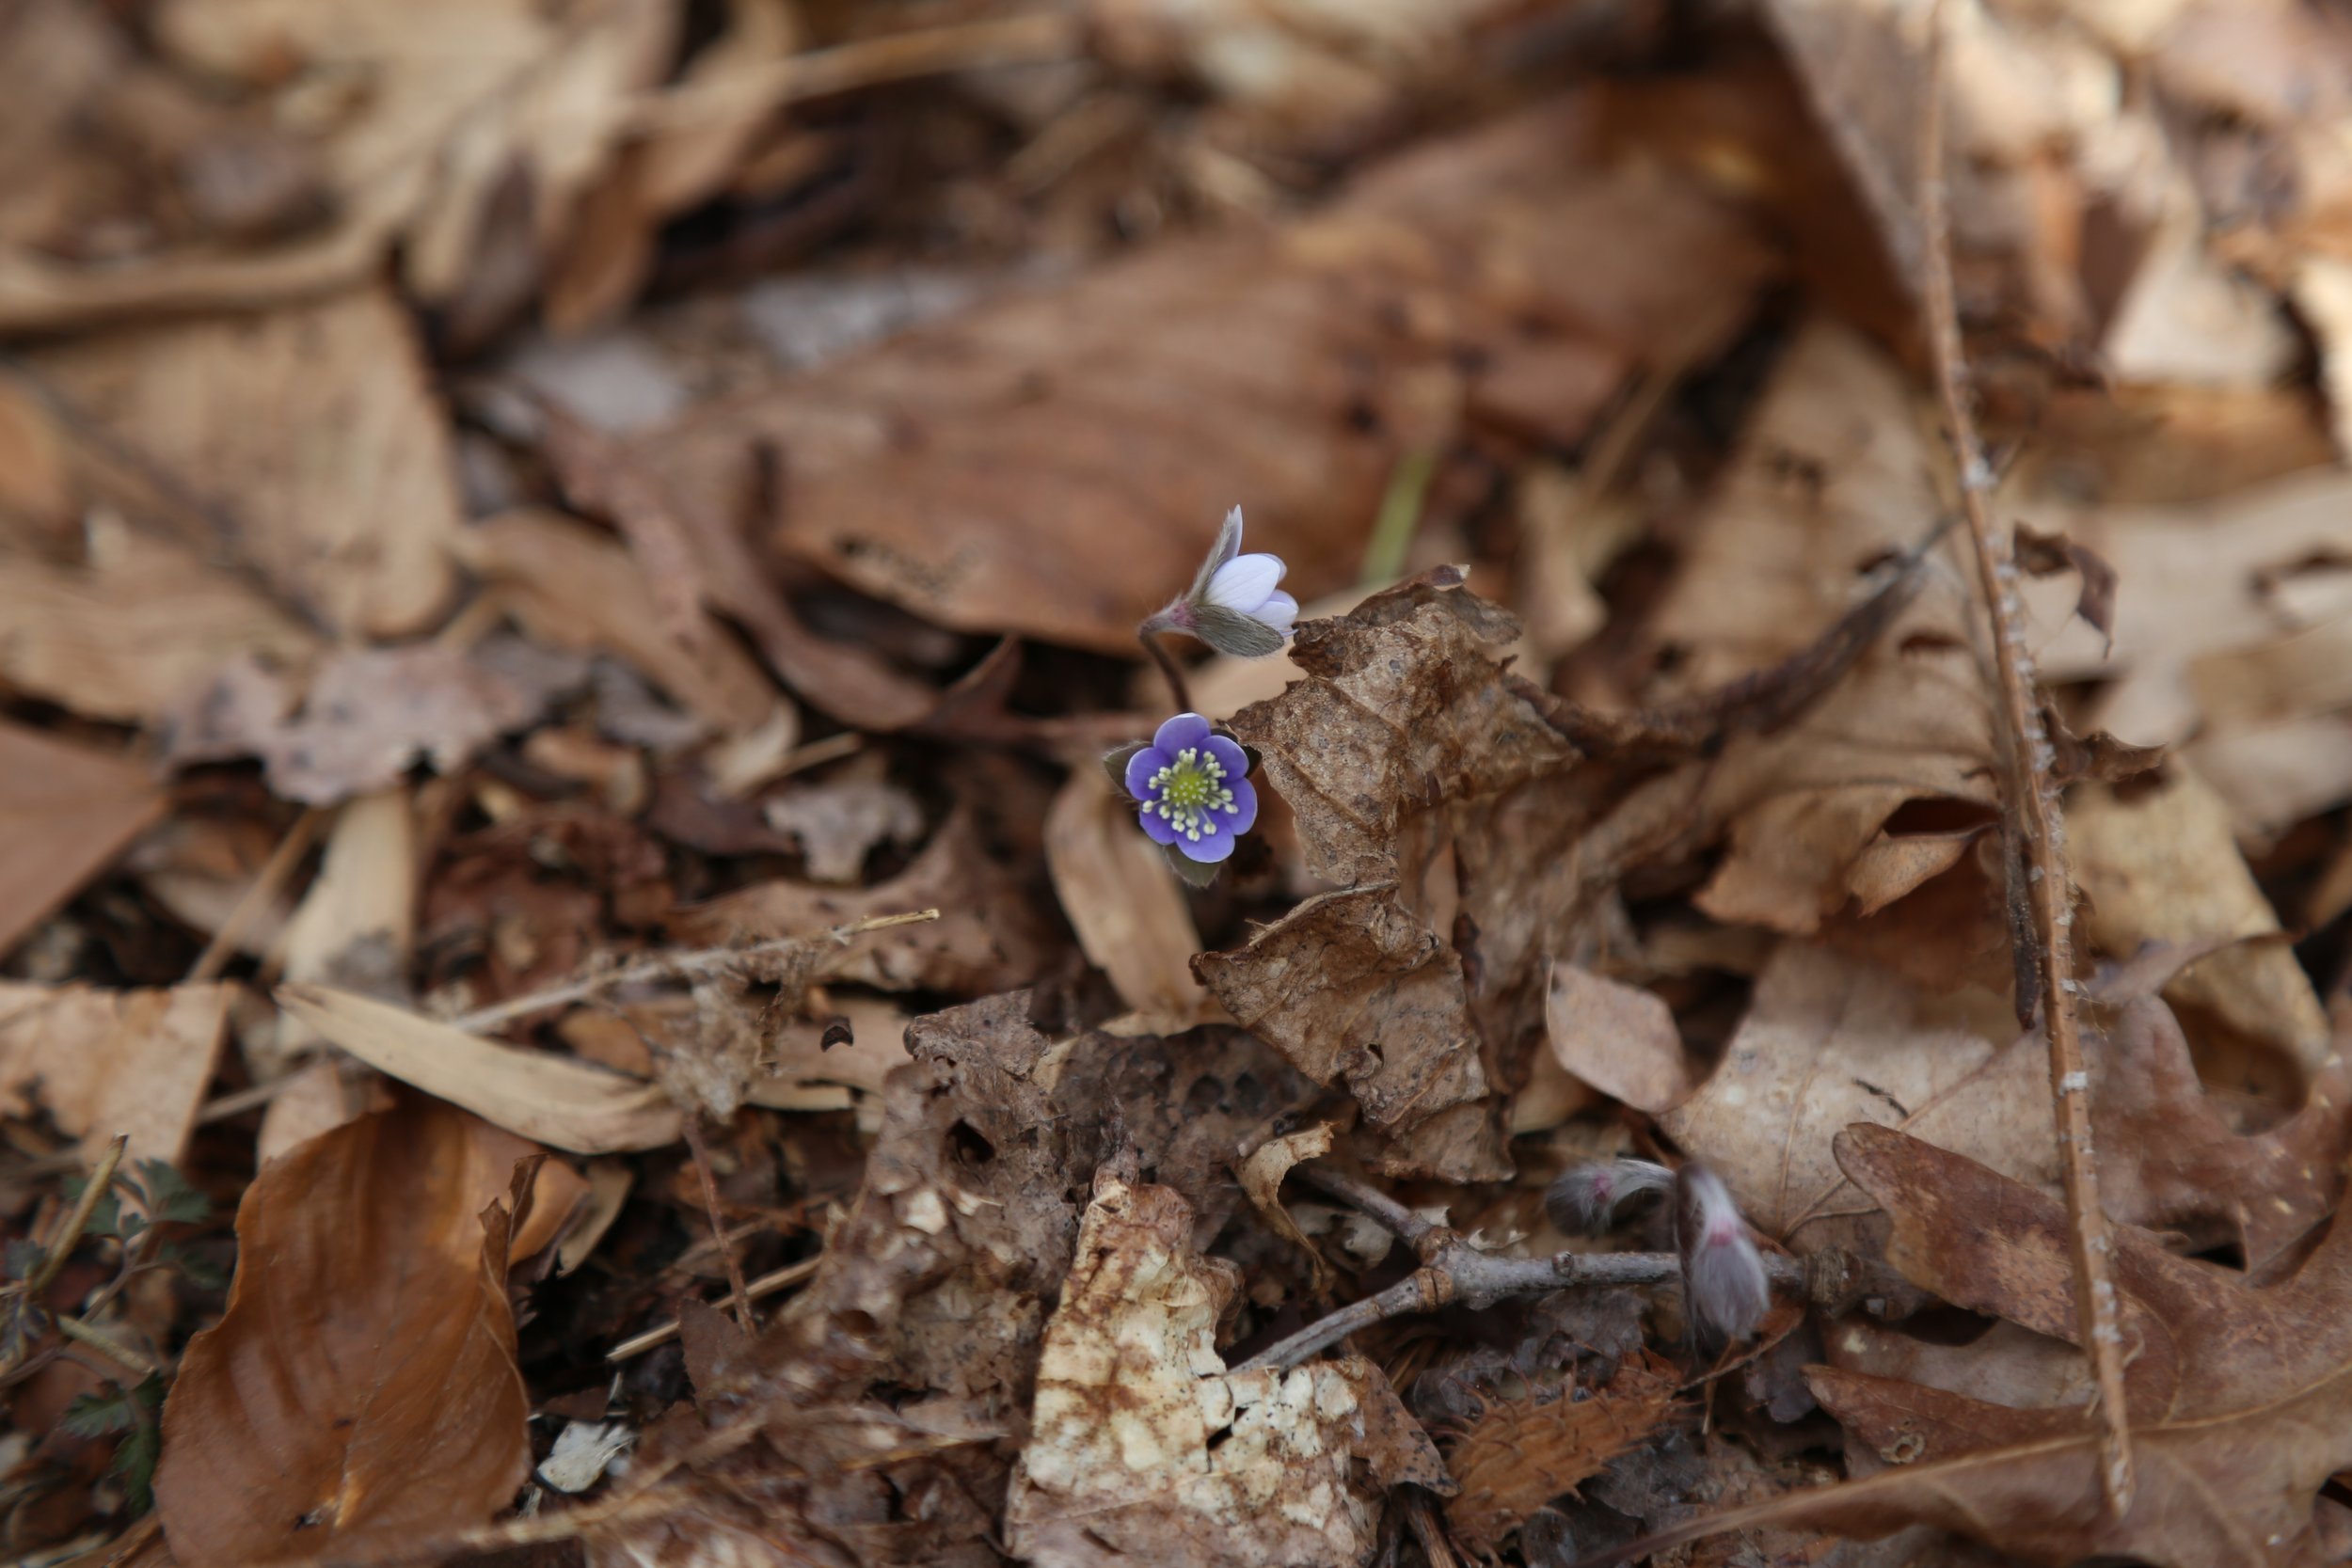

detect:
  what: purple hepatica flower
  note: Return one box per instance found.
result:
[1124,712,1258,877]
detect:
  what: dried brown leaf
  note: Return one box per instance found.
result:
[0,982,229,1164]
[1544,963,1694,1115]
[1444,1351,1680,1554]
[2012,521,2117,651]
[1616,1121,2352,1566]
[1005,1166,1446,1568]
[1661,942,2352,1270]
[155,1097,584,1566]
[1045,764,1214,1031]
[166,645,562,807]
[459,507,784,736]
[632,99,1777,655]
[28,286,460,638]
[0,720,165,960]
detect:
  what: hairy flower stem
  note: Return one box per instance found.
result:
[1137,620,1193,714]
[1917,0,2132,1515]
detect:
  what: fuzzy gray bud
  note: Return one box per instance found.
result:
[1674,1162,1771,1344]
[1545,1158,1673,1236]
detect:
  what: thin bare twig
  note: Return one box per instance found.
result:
[185,807,326,984]
[451,910,940,1034]
[1238,1163,1818,1373]
[53,1313,159,1378]
[24,1136,126,1297]
[1138,626,1194,714]
[606,1255,823,1362]
[1916,0,2132,1514]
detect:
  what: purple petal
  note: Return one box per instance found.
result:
[1257,590,1298,637]
[1221,777,1258,836]
[1137,807,1182,845]
[1124,746,1171,800]
[1204,553,1284,613]
[1177,817,1238,863]
[1153,711,1213,754]
[1201,734,1248,782]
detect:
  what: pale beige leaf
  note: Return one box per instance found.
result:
[276,984,682,1154]
[29,287,461,638]
[1544,963,1694,1115]
[267,790,417,1079]
[1045,765,1213,1030]
[0,982,230,1164]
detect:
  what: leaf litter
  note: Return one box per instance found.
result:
[9,3,2352,1567]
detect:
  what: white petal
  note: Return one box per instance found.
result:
[1256,590,1298,636]
[1205,552,1284,612]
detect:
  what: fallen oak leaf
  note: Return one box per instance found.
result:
[1237,1122,1340,1295]
[154,1096,585,1567]
[1592,1122,2352,1568]
[0,982,230,1165]
[1661,943,2352,1270]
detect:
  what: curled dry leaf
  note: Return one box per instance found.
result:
[1006,1166,1448,1568]
[1544,963,1694,1115]
[0,982,229,1164]
[632,95,1778,656]
[1443,1351,1680,1556]
[1236,1123,1338,1294]
[0,719,166,960]
[1645,321,1995,935]
[155,1096,585,1567]
[276,984,684,1154]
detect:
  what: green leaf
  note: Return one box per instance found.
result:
[1102,741,1149,796]
[162,1242,230,1291]
[61,1385,137,1438]
[134,1160,211,1226]
[1160,841,1223,889]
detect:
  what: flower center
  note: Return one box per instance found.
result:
[1149,747,1238,842]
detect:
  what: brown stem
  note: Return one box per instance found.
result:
[679,1120,755,1334]
[1916,0,2132,1515]
[25,1135,127,1297]
[1138,623,1194,714]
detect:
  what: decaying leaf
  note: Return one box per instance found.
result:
[1629,1122,2352,1568]
[1444,1351,1681,1554]
[459,507,784,737]
[0,720,166,960]
[1646,320,1994,935]
[276,985,684,1154]
[0,983,230,1164]
[155,1097,584,1567]
[165,644,570,807]
[669,809,1057,998]
[1006,1165,1447,1568]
